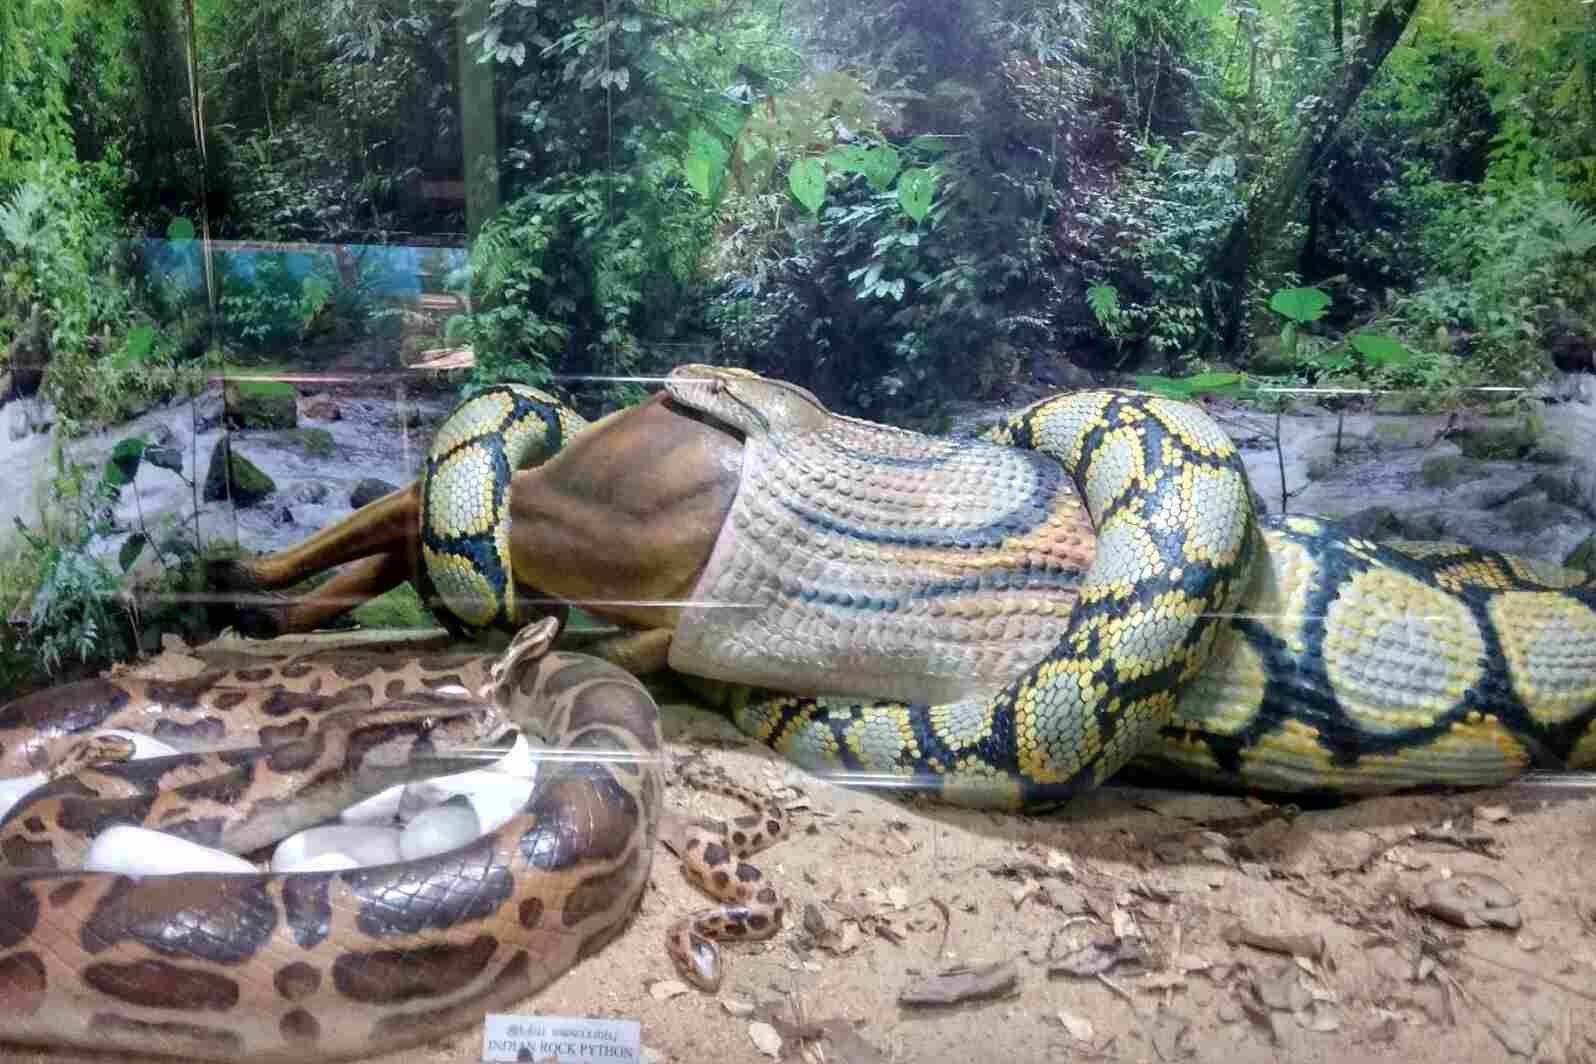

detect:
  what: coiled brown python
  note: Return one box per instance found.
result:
[0,619,666,1062]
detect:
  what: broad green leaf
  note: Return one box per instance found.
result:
[1182,371,1248,396]
[118,325,156,368]
[857,146,900,191]
[301,275,331,307]
[823,145,898,190]
[1086,283,1119,321]
[896,168,935,222]
[119,533,148,574]
[684,127,729,200]
[788,157,827,213]
[1269,287,1331,324]
[167,217,195,242]
[826,144,871,172]
[1350,333,1416,367]
[704,100,748,141]
[1132,374,1197,398]
[907,135,957,155]
[105,438,146,488]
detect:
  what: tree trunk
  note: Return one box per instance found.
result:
[1332,0,1345,68]
[1210,0,1421,352]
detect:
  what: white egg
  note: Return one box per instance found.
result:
[399,801,481,861]
[270,824,404,872]
[83,825,258,876]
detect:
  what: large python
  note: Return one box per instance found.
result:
[411,365,1596,806]
[0,619,667,1062]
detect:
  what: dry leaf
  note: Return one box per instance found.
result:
[1047,934,1148,978]
[824,921,863,955]
[887,886,910,910]
[1011,878,1042,909]
[1149,1008,1192,1061]
[1057,1008,1095,1042]
[649,979,692,1001]
[1140,970,1187,992]
[722,998,756,1017]
[1111,906,1140,940]
[899,960,1019,1006]
[1411,873,1522,929]
[1046,849,1076,875]
[749,1021,783,1057]
[1474,804,1510,823]
[1253,964,1312,1012]
[1486,1017,1537,1057]
[1298,1002,1342,1033]
[1222,921,1326,959]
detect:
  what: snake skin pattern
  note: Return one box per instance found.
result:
[420,364,1596,808]
[663,366,1260,808]
[419,383,590,633]
[0,620,665,1062]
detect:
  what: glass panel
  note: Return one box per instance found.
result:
[2,1,1594,1061]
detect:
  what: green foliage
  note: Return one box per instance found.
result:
[1131,371,1253,400]
[1070,138,1246,365]
[9,451,138,676]
[0,157,193,432]
[1269,287,1331,325]
[0,0,79,185]
[1378,178,1596,386]
[4,432,214,683]
[349,582,436,630]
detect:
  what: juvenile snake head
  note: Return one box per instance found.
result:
[480,615,562,706]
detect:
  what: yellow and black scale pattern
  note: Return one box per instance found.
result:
[420,372,1596,808]
[418,383,588,634]
[726,387,1263,809]
[1141,516,1596,795]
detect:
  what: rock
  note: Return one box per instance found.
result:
[292,481,331,505]
[1566,534,1596,574]
[350,477,398,509]
[1500,494,1573,533]
[5,403,29,441]
[7,304,51,397]
[191,388,226,432]
[202,438,276,506]
[274,506,294,526]
[300,392,341,421]
[1420,455,1478,488]
[1547,313,1594,374]
[1337,505,1447,543]
[223,380,298,430]
[382,407,423,431]
[4,399,53,440]
[285,427,336,458]
[1455,421,1538,462]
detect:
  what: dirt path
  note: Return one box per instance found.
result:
[14,639,1596,1064]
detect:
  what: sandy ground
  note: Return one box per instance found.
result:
[12,633,1596,1064]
